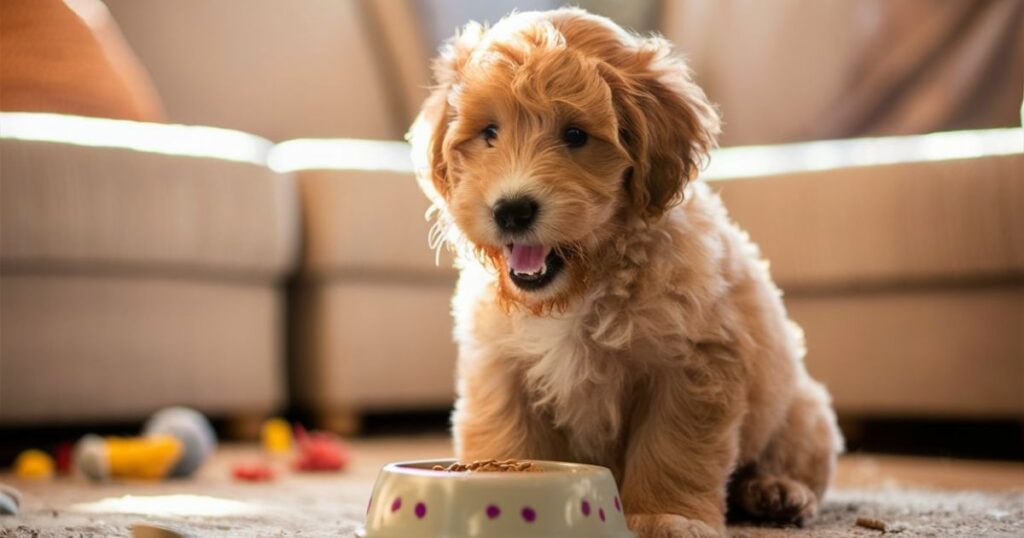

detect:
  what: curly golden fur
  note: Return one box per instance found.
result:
[410,9,842,537]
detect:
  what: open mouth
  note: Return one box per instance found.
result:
[503,243,565,291]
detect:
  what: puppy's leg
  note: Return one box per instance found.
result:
[452,356,564,461]
[622,362,744,538]
[627,514,721,538]
[728,378,841,526]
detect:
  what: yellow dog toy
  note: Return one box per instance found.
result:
[74,434,183,481]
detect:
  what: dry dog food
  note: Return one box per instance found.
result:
[432,459,537,473]
[855,517,888,531]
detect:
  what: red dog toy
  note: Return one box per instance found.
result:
[232,462,276,481]
[293,425,350,472]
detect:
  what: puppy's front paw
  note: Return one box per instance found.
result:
[731,474,817,526]
[627,513,722,538]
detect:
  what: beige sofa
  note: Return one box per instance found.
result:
[0,113,299,424]
[269,140,458,431]
[5,1,1017,433]
[708,131,1024,418]
[4,110,1017,428]
[282,129,1023,429]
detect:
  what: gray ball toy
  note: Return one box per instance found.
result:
[143,406,217,477]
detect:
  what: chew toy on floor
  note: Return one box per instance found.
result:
[231,461,276,481]
[13,449,55,479]
[0,484,21,515]
[260,417,293,454]
[143,407,217,477]
[74,434,182,480]
[293,425,350,472]
[74,406,216,481]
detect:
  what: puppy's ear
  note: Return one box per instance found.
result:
[605,37,720,218]
[408,21,485,204]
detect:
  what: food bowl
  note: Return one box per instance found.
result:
[358,459,635,538]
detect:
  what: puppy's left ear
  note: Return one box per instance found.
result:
[408,22,485,206]
[606,37,720,218]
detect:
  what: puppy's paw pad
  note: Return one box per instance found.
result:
[735,475,817,525]
[627,513,722,538]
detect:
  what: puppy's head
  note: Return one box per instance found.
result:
[411,9,719,310]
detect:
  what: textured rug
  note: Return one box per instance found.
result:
[2,438,1022,537]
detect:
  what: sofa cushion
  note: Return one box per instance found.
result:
[1,113,299,279]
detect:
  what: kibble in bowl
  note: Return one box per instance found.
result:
[431,459,538,473]
[358,459,633,537]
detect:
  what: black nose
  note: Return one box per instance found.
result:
[493,196,539,233]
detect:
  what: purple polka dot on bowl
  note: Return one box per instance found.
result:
[614,496,621,512]
[486,504,501,519]
[415,502,427,519]
[581,500,591,516]
[390,497,402,512]
[599,508,606,522]
[522,506,536,523]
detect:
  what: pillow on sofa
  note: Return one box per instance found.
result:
[0,0,163,121]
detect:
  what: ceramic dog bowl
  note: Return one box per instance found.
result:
[358,459,634,538]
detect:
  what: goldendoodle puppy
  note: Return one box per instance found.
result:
[409,8,842,537]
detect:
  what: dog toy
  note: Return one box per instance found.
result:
[143,406,217,477]
[0,484,21,515]
[293,425,350,472]
[55,442,74,475]
[231,461,276,481]
[260,417,292,454]
[74,406,216,481]
[74,434,183,481]
[13,449,55,479]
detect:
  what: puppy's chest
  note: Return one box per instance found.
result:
[507,313,640,460]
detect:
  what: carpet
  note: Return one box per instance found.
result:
[2,437,1022,537]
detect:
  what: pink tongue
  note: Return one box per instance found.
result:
[508,244,549,273]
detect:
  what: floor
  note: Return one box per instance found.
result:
[2,436,1022,537]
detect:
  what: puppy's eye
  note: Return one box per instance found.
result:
[564,127,588,148]
[482,124,498,147]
